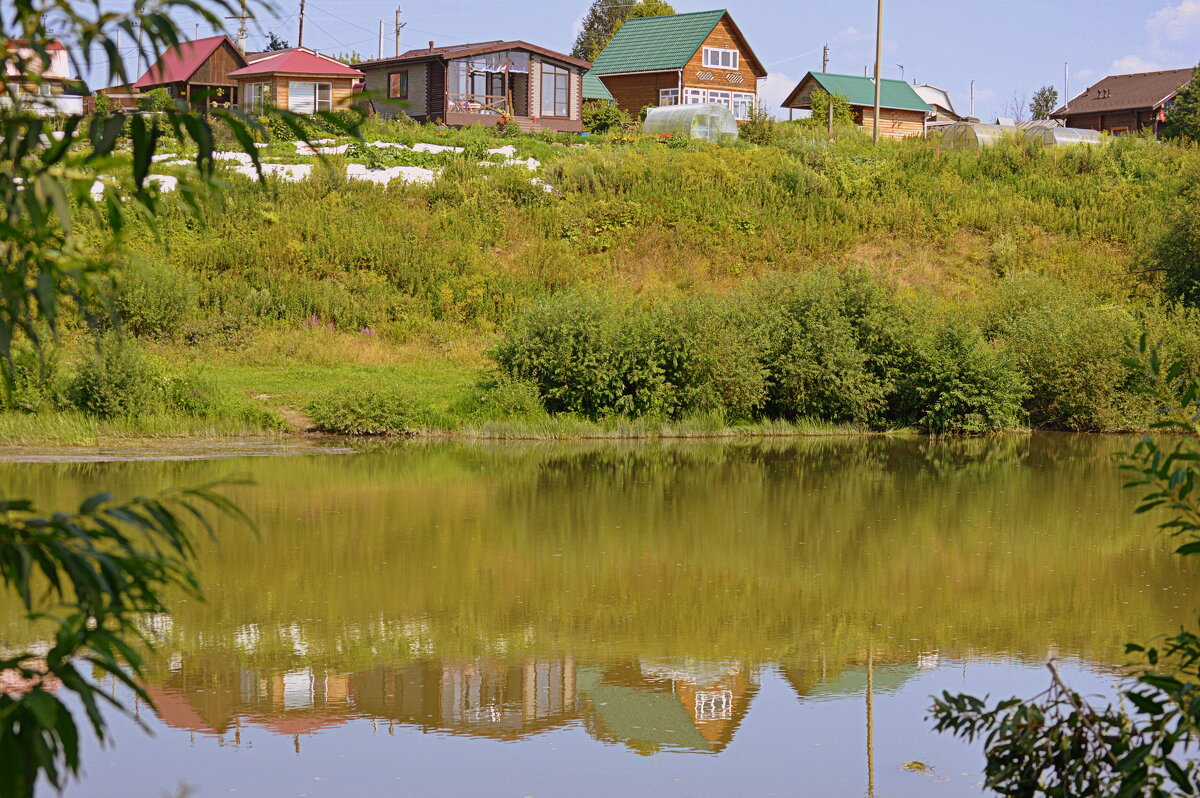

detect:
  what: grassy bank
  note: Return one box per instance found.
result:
[5,118,1199,442]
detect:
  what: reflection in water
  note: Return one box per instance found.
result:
[0,434,1196,796]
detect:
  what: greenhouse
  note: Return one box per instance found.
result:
[938,122,1018,150]
[642,103,738,143]
[1022,126,1105,147]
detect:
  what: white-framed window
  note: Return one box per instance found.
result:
[659,88,679,106]
[243,82,271,114]
[684,87,706,105]
[288,81,332,114]
[732,92,755,120]
[707,89,731,109]
[702,47,739,70]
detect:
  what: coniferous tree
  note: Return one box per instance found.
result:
[1163,65,1200,143]
[571,0,675,62]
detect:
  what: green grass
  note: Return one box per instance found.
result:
[0,409,283,446]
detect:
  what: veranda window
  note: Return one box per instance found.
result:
[243,82,271,114]
[659,88,679,106]
[447,51,528,115]
[540,63,569,117]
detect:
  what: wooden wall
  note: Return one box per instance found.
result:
[600,71,679,115]
[238,75,356,113]
[1060,109,1154,134]
[682,17,759,95]
[362,62,428,119]
[191,41,243,87]
[853,106,926,139]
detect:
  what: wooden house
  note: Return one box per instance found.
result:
[354,41,591,132]
[5,39,87,114]
[228,49,363,114]
[133,34,246,111]
[782,72,931,139]
[584,9,767,122]
[1050,67,1195,134]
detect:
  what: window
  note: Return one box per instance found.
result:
[388,71,408,99]
[659,88,679,106]
[540,62,570,117]
[684,87,706,105]
[679,88,757,119]
[702,47,739,70]
[243,82,271,114]
[732,92,755,121]
[287,81,332,114]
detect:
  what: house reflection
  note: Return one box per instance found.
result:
[143,654,759,754]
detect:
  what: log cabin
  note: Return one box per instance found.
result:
[354,41,592,132]
[584,9,767,123]
[1050,67,1195,134]
[229,49,363,114]
[781,72,932,139]
[132,34,247,111]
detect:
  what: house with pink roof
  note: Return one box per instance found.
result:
[229,49,363,115]
[132,34,247,110]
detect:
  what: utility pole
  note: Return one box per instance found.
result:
[298,0,306,48]
[226,0,249,53]
[1064,62,1070,112]
[970,79,975,119]
[872,0,883,145]
[136,22,145,76]
[395,8,405,57]
[823,44,833,140]
[378,19,384,59]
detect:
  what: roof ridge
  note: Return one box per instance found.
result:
[624,8,727,19]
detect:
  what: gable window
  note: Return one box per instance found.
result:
[288,81,332,114]
[388,71,409,99]
[659,88,679,106]
[540,62,570,117]
[702,47,739,70]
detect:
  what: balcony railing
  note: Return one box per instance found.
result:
[447,94,510,116]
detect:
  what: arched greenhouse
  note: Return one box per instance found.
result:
[1022,126,1105,147]
[642,103,738,143]
[939,122,1017,150]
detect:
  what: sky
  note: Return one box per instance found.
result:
[92,0,1200,121]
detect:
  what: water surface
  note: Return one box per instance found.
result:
[1,434,1193,797]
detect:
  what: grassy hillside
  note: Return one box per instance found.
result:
[5,119,1199,442]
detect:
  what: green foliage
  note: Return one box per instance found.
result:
[265,30,290,50]
[465,376,548,420]
[931,339,1200,796]
[1158,181,1200,308]
[92,93,112,116]
[114,261,198,339]
[571,0,676,61]
[582,100,631,134]
[804,89,855,128]
[307,385,419,434]
[1162,65,1200,143]
[136,87,175,114]
[739,104,777,145]
[1030,85,1059,121]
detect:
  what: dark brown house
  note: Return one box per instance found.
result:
[133,34,247,110]
[354,41,591,132]
[1050,67,1195,134]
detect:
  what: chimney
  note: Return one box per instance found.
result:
[428,40,435,51]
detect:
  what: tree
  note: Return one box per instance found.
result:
[1158,181,1200,308]
[803,89,854,128]
[0,4,359,797]
[329,49,364,65]
[1162,65,1200,143]
[931,338,1200,796]
[265,30,290,50]
[1030,85,1059,120]
[570,0,676,62]
[1001,90,1029,123]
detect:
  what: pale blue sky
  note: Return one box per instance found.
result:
[99,0,1200,121]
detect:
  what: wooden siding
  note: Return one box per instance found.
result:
[426,61,446,121]
[600,71,679,115]
[237,75,356,112]
[682,17,759,93]
[1060,109,1156,134]
[362,62,427,118]
[853,106,926,139]
[191,40,242,86]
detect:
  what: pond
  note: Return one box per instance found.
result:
[1,434,1194,797]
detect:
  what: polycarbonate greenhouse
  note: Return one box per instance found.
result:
[939,122,1017,149]
[1022,126,1105,147]
[642,103,738,143]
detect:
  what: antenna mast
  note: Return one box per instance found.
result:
[395,8,406,57]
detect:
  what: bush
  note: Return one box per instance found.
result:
[582,100,630,134]
[466,376,547,420]
[740,105,777,146]
[114,261,197,339]
[307,385,419,434]
[1158,182,1200,308]
[137,87,175,114]
[68,335,157,417]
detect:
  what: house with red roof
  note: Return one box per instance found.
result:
[132,34,247,110]
[229,49,363,115]
[5,39,87,114]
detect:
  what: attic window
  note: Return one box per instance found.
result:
[702,47,739,71]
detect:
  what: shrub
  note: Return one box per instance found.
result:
[136,87,175,114]
[114,261,197,339]
[740,105,777,146]
[582,100,630,134]
[93,93,112,116]
[1158,182,1200,308]
[307,385,418,434]
[68,335,157,417]
[466,376,547,420]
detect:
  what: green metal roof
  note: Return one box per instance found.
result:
[582,71,614,101]
[789,72,931,113]
[588,10,728,75]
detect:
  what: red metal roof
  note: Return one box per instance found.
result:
[228,49,363,78]
[134,35,241,88]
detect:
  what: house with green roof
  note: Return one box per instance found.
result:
[583,9,766,122]
[782,71,932,139]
